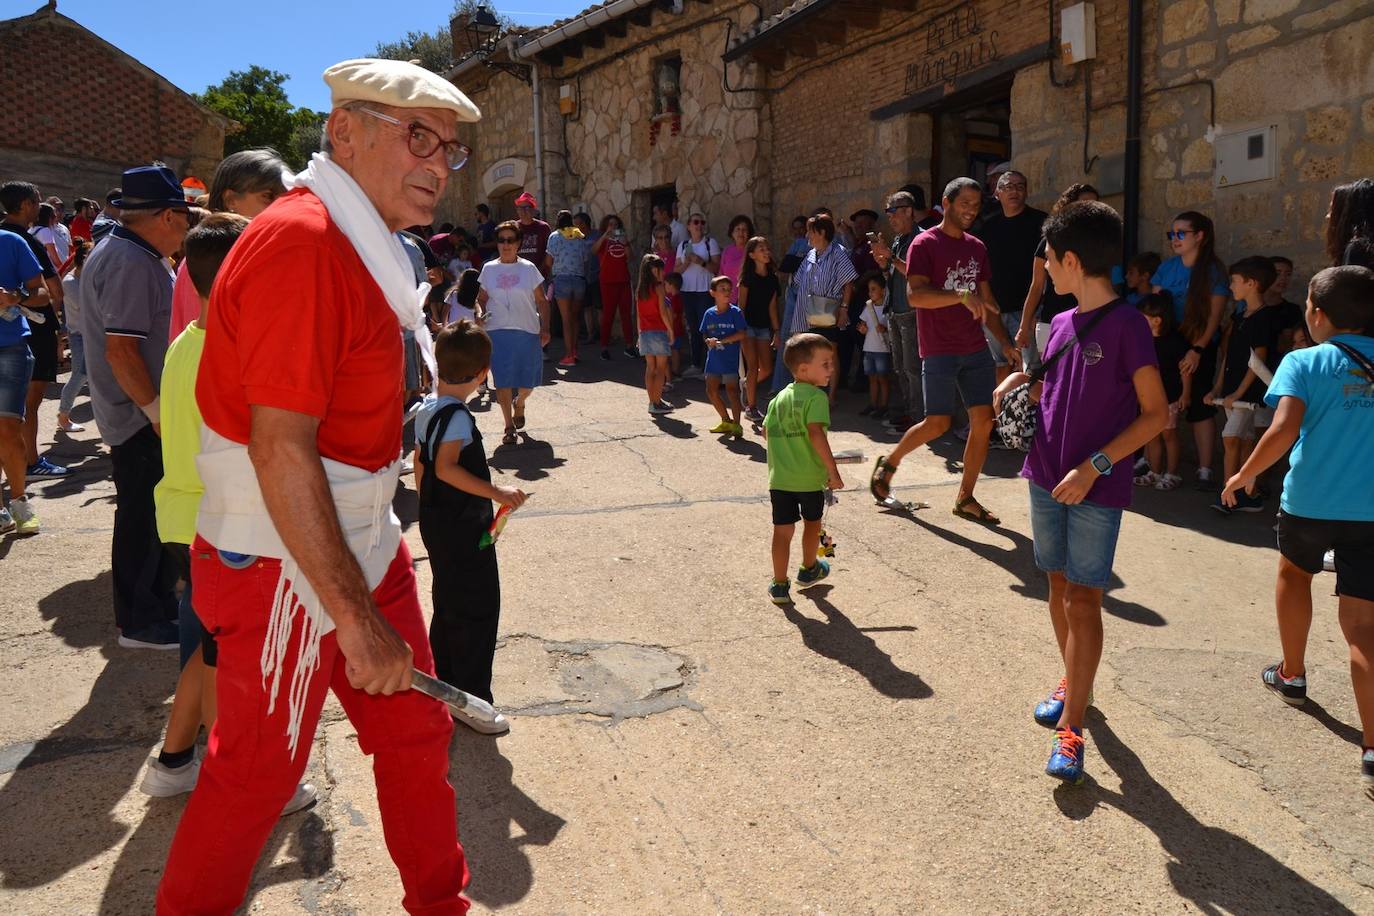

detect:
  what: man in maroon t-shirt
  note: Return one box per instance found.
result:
[870,177,1018,524]
[513,192,551,278]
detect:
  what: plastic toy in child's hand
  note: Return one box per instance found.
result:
[478,504,516,549]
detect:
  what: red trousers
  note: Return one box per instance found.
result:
[600,280,633,347]
[157,539,469,915]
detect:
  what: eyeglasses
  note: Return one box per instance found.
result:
[359,107,471,171]
[1167,229,1195,240]
[690,219,705,225]
[885,205,911,214]
[496,236,519,244]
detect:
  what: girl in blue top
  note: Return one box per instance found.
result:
[1151,210,1229,489]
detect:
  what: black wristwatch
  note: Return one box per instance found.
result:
[1189,345,1203,354]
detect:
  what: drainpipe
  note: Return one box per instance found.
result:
[531,60,547,208]
[1123,0,1143,258]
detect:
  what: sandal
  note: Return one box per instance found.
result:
[869,455,898,502]
[514,408,526,430]
[502,427,517,445]
[953,494,1000,525]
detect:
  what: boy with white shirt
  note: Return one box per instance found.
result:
[856,271,893,418]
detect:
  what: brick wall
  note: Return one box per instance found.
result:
[0,10,227,199]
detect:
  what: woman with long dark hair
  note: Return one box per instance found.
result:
[1016,183,1099,366]
[1151,210,1229,489]
[720,214,754,304]
[1325,178,1374,266]
[737,235,779,421]
[634,253,673,414]
[57,237,92,432]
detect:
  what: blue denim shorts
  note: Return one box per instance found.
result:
[638,330,670,356]
[863,351,892,376]
[0,341,34,419]
[552,274,587,301]
[746,326,772,340]
[921,347,995,417]
[1027,481,1123,589]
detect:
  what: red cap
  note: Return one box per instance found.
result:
[514,192,537,208]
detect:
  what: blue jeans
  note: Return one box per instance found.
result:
[1027,481,1123,589]
[682,291,712,369]
[0,341,34,419]
[59,331,86,414]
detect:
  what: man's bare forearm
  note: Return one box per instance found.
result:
[105,336,157,406]
[248,415,374,627]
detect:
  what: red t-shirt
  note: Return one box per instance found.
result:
[638,292,668,332]
[598,235,630,283]
[197,189,403,472]
[668,292,686,336]
[70,215,93,242]
[905,226,992,358]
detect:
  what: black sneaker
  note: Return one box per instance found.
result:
[1210,495,1232,515]
[624,346,639,359]
[1261,661,1307,706]
[1232,489,1265,513]
[1362,748,1374,801]
[601,349,611,361]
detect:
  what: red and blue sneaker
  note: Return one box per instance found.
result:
[1046,726,1086,785]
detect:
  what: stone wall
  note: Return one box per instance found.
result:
[0,9,228,201]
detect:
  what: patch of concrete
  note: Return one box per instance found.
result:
[497,635,701,721]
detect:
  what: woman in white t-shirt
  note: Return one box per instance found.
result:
[674,211,720,375]
[478,221,552,444]
[31,203,69,269]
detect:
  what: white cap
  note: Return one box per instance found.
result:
[324,58,481,123]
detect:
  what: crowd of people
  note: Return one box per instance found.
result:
[2,46,1374,910]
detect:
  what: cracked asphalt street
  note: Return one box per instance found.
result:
[3,356,1373,914]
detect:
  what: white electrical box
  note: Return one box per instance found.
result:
[1061,3,1096,64]
[1214,124,1277,188]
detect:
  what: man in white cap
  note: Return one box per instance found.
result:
[158,59,480,914]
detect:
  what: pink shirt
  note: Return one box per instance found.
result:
[720,244,746,304]
[169,260,200,342]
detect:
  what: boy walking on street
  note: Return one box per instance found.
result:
[701,275,748,436]
[415,320,528,735]
[995,201,1167,785]
[1221,265,1374,799]
[763,333,844,605]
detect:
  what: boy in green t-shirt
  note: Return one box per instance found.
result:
[762,333,843,605]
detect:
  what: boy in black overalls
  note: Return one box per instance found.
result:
[414,320,528,734]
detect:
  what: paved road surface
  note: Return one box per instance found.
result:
[2,361,1371,914]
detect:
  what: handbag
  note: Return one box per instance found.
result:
[996,301,1123,451]
[803,289,842,328]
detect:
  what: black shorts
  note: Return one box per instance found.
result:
[1183,341,1218,424]
[26,320,58,383]
[770,489,825,526]
[1277,510,1374,601]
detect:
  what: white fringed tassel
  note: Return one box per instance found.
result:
[260,559,326,759]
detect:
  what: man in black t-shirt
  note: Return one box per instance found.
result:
[0,181,68,479]
[871,189,924,429]
[977,170,1047,383]
[1265,255,1305,350]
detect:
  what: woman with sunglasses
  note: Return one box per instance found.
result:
[1151,211,1230,490]
[477,220,551,444]
[676,212,721,375]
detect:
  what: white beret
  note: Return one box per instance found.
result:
[324,58,481,123]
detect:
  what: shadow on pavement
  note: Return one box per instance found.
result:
[650,414,699,439]
[783,585,932,700]
[1294,698,1363,748]
[488,434,566,482]
[1054,711,1355,914]
[32,432,110,501]
[451,729,566,909]
[884,503,1166,627]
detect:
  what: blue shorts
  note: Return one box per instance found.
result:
[921,347,996,417]
[552,274,587,301]
[488,329,544,390]
[863,351,892,376]
[984,311,1023,368]
[1028,482,1123,589]
[638,330,671,356]
[0,341,34,419]
[746,326,772,340]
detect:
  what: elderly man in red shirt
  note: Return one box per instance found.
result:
[157,59,479,915]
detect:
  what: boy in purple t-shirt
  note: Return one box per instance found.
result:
[994,201,1168,786]
[869,178,1018,524]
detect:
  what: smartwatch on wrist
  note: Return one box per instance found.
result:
[1089,451,1113,476]
[1189,345,1204,355]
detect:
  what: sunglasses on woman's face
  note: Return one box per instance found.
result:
[1167,229,1195,240]
[497,236,519,244]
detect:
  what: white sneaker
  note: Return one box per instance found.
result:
[451,706,510,735]
[9,496,38,535]
[1324,549,1336,573]
[140,755,201,797]
[0,507,13,535]
[682,366,703,378]
[282,782,318,816]
[399,457,414,474]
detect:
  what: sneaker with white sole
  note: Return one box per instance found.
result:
[648,401,672,415]
[140,755,201,797]
[0,507,14,536]
[118,621,180,650]
[9,497,38,535]
[282,782,318,815]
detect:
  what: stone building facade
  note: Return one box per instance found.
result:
[0,4,231,202]
[448,0,1373,283]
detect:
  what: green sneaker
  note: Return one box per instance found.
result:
[768,579,791,605]
[796,558,830,587]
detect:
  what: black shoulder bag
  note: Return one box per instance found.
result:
[996,301,1123,451]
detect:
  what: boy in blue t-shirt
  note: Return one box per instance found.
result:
[700,275,748,436]
[1222,265,1374,798]
[414,320,527,735]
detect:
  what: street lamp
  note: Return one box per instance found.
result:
[461,5,531,84]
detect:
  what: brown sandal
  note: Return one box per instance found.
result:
[870,456,898,502]
[953,494,999,525]
[502,427,517,445]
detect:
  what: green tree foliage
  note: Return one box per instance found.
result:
[372,1,517,74]
[196,66,325,171]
